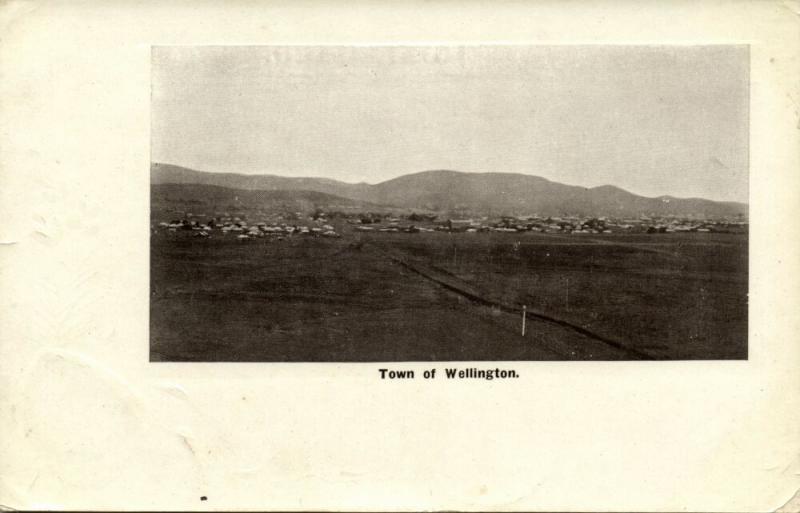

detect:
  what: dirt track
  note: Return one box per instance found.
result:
[367,242,656,360]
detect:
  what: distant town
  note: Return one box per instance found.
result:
[154,209,748,240]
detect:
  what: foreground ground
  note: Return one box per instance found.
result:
[150,227,747,361]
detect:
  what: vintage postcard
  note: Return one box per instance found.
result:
[1,1,798,511]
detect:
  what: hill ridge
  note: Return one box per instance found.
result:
[151,162,748,218]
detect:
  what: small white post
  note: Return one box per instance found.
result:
[521,305,527,336]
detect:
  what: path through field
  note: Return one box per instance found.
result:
[366,241,654,360]
[151,234,646,361]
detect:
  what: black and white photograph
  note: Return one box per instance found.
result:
[5,2,800,511]
[150,45,749,362]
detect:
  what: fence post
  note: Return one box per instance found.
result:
[521,305,527,336]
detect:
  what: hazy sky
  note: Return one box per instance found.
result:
[152,45,749,202]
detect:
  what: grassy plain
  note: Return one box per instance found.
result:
[150,225,747,361]
[367,231,748,360]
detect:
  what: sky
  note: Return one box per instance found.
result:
[151,45,749,203]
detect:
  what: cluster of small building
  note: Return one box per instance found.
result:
[517,215,748,234]
[154,209,747,240]
[350,214,747,235]
[156,215,341,240]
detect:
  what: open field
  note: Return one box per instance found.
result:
[366,231,748,360]
[150,224,747,361]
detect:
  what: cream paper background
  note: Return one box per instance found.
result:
[1,1,798,511]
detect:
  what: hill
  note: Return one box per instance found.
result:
[152,163,374,201]
[151,183,379,218]
[152,163,748,218]
[370,170,748,217]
